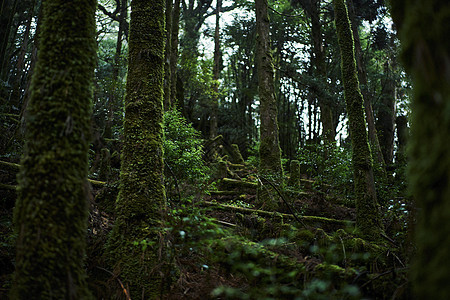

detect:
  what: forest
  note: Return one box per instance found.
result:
[0,0,449,299]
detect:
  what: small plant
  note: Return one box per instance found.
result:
[163,109,210,198]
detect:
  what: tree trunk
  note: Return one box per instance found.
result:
[346,0,385,168]
[170,0,181,109]
[391,1,450,298]
[164,0,173,110]
[309,0,335,143]
[10,0,97,298]
[210,0,221,138]
[376,62,396,165]
[256,0,283,210]
[106,0,166,298]
[333,0,383,241]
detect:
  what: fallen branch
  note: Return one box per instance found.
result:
[202,201,354,228]
[0,160,106,188]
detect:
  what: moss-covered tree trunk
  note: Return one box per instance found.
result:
[333,0,383,240]
[255,0,283,209]
[10,0,97,298]
[391,1,450,298]
[107,0,166,299]
[346,0,386,170]
[209,0,221,138]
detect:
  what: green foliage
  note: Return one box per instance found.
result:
[163,109,210,192]
[298,143,353,198]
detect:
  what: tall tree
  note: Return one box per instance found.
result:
[256,0,283,208]
[210,0,221,138]
[333,0,383,240]
[164,0,173,109]
[170,0,181,109]
[391,1,450,298]
[10,0,97,298]
[346,0,386,169]
[300,0,335,143]
[106,0,167,298]
[376,61,396,165]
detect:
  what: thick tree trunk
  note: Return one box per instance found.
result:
[10,0,97,298]
[391,1,450,298]
[106,0,166,298]
[333,0,383,241]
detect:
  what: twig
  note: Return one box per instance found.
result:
[257,175,308,229]
[96,266,131,300]
[164,160,181,202]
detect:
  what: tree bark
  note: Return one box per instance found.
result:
[256,0,283,210]
[391,1,450,298]
[10,0,97,298]
[346,0,385,168]
[210,0,221,138]
[255,0,282,176]
[170,0,181,109]
[376,62,396,165]
[106,0,166,298]
[164,0,173,110]
[333,0,383,241]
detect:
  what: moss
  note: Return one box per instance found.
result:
[10,0,97,298]
[287,160,301,188]
[391,1,450,298]
[333,0,383,241]
[106,0,167,299]
[314,263,356,280]
[98,148,111,181]
[230,144,245,164]
[256,0,283,210]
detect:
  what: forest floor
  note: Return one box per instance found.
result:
[0,159,411,299]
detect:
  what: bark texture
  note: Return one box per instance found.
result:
[256,0,283,210]
[333,0,383,240]
[107,0,167,298]
[10,0,97,298]
[255,0,282,177]
[391,1,450,298]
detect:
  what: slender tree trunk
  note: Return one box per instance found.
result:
[309,0,335,142]
[392,1,450,298]
[170,0,180,109]
[256,0,283,209]
[376,62,396,165]
[10,0,97,298]
[333,0,383,241]
[10,0,36,112]
[0,0,18,81]
[107,0,166,298]
[210,0,221,138]
[164,0,173,110]
[346,0,385,168]
[105,0,128,139]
